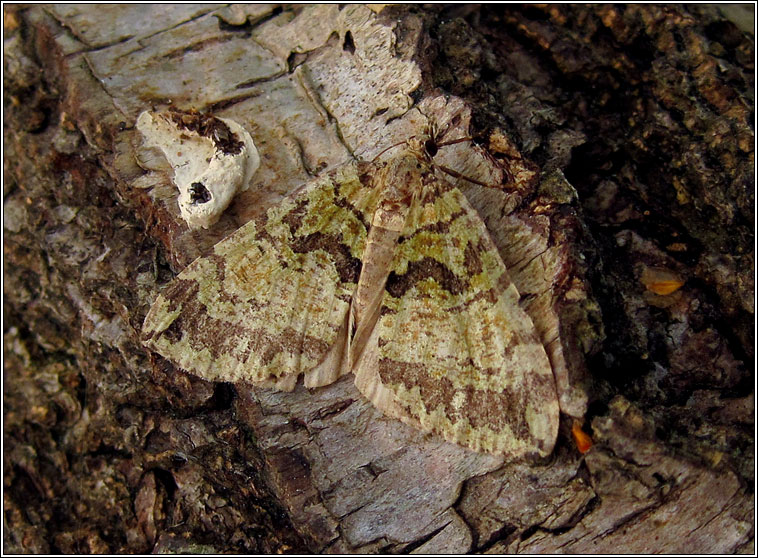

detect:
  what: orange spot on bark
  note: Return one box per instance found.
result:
[640,266,684,295]
[572,421,593,454]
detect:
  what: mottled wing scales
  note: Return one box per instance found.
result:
[353,177,559,458]
[143,163,380,390]
[143,135,559,458]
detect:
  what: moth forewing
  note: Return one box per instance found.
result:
[142,162,382,389]
[351,139,559,458]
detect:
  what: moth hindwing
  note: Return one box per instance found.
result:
[142,134,559,458]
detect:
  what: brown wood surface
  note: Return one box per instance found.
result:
[4,4,753,553]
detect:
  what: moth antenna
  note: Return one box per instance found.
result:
[436,136,474,148]
[435,163,493,188]
[433,134,488,185]
[436,135,515,185]
[371,139,411,163]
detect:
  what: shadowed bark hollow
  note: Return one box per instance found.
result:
[4,4,753,554]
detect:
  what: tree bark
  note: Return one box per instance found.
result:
[4,4,753,553]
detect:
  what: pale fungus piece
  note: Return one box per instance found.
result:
[142,130,559,459]
[136,108,260,229]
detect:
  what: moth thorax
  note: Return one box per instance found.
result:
[376,156,421,198]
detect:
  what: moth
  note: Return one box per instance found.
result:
[142,127,560,458]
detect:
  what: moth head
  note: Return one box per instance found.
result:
[404,134,437,165]
[423,135,439,158]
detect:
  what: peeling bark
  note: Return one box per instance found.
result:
[4,4,753,554]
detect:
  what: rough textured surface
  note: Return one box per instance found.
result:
[4,4,753,554]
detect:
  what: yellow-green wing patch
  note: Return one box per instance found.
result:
[353,175,559,458]
[143,162,381,390]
